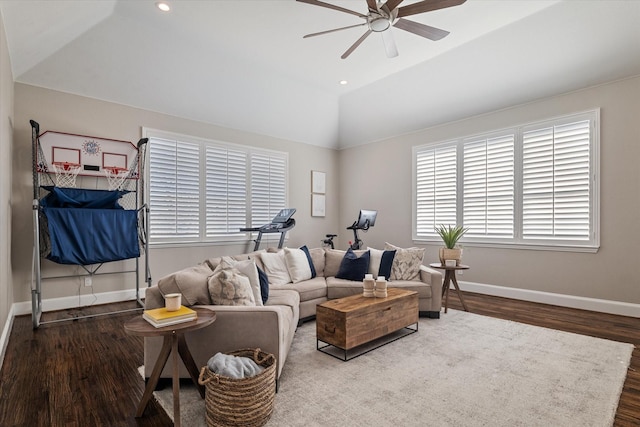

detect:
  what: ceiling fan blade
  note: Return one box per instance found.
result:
[296,0,368,19]
[397,0,466,18]
[303,23,367,38]
[341,30,373,59]
[381,30,399,58]
[381,0,404,14]
[393,18,449,41]
[366,0,379,12]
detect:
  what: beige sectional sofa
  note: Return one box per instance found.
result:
[143,246,443,388]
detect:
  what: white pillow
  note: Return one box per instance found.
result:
[284,247,312,284]
[259,251,292,285]
[220,256,263,306]
[367,247,384,277]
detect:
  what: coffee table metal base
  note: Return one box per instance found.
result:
[317,322,418,361]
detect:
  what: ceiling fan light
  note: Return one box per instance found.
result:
[369,16,390,32]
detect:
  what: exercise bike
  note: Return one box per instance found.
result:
[346,209,377,250]
[322,234,337,249]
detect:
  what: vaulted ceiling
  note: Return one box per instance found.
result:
[2,0,639,149]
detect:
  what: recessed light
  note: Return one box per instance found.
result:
[156,2,170,12]
[340,80,348,85]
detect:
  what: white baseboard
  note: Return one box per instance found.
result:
[12,287,147,317]
[459,280,640,318]
[0,304,15,372]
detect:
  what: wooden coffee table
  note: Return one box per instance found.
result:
[316,288,418,361]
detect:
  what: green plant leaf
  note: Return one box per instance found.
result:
[434,224,468,249]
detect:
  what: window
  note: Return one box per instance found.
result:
[145,129,288,244]
[413,110,599,251]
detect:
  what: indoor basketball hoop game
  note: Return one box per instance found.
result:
[36,130,140,191]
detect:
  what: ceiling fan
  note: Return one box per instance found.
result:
[297,0,467,59]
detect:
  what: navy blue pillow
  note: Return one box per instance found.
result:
[378,250,396,280]
[256,265,269,304]
[336,248,370,281]
[299,245,317,278]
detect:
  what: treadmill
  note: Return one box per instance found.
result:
[240,208,296,251]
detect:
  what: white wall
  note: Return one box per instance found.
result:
[339,76,640,308]
[0,8,14,353]
[12,84,339,305]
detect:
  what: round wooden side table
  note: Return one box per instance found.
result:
[124,307,216,427]
[429,263,470,314]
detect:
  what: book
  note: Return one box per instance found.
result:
[143,305,197,322]
[143,313,197,328]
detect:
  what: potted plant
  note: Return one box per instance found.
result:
[435,224,468,266]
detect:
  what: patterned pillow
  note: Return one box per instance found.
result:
[384,242,425,281]
[208,259,256,306]
[220,256,263,306]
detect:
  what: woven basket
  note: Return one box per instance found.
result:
[198,348,276,427]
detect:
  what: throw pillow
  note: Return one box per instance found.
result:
[208,260,256,306]
[299,245,317,278]
[256,265,269,304]
[336,248,371,281]
[284,247,313,284]
[220,256,263,306]
[367,247,397,280]
[324,248,368,277]
[157,263,213,306]
[384,242,425,281]
[259,251,292,285]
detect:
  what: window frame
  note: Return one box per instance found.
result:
[143,128,289,247]
[412,109,600,253]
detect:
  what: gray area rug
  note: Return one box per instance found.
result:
[148,310,633,426]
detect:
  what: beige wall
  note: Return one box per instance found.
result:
[0,10,14,339]
[12,83,339,303]
[339,75,640,306]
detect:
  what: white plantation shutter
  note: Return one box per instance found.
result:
[250,153,287,228]
[146,130,288,244]
[415,143,457,238]
[149,138,200,239]
[205,146,247,236]
[463,134,514,237]
[413,110,598,251]
[522,119,591,241]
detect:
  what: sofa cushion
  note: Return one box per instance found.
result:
[221,256,263,306]
[269,276,327,302]
[204,249,266,272]
[367,248,396,280]
[326,277,431,300]
[284,247,313,283]
[324,248,368,278]
[325,277,365,300]
[157,263,213,306]
[259,251,292,285]
[208,260,256,306]
[384,242,425,281]
[309,247,326,277]
[336,248,370,281]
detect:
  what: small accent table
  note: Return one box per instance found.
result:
[429,263,470,314]
[124,307,216,427]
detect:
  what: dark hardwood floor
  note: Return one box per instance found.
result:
[0,293,638,426]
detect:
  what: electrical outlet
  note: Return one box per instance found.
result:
[84,277,92,287]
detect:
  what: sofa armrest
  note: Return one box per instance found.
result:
[144,285,165,310]
[419,265,443,312]
[144,297,299,381]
